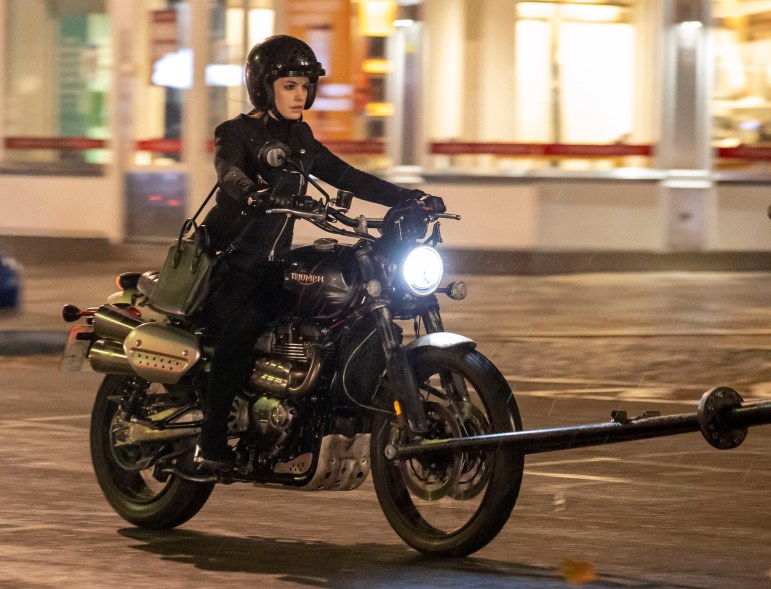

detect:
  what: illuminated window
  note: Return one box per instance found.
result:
[4,0,110,168]
[713,1,771,162]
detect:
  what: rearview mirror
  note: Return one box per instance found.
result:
[258,141,290,168]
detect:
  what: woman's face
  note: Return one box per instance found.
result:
[273,76,310,120]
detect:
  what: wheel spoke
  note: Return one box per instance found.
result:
[372,348,524,556]
[91,375,214,529]
[400,372,491,533]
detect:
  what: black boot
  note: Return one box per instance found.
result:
[198,409,235,471]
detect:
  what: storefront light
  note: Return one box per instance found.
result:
[677,20,704,50]
[366,102,395,117]
[248,8,274,45]
[518,3,625,23]
[362,59,393,74]
[679,20,704,30]
[152,49,192,89]
[562,5,624,23]
[359,0,397,37]
[152,50,243,88]
[518,2,554,19]
[206,64,243,87]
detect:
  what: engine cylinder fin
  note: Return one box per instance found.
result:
[273,342,310,361]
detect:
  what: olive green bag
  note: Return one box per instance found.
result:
[146,184,219,320]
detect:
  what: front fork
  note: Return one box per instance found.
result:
[376,303,471,454]
[374,301,458,437]
[421,303,469,403]
[355,243,435,435]
[373,303,429,435]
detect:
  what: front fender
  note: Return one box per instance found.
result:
[382,333,476,436]
[393,332,477,434]
[406,332,477,354]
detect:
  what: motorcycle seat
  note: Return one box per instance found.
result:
[137,271,160,298]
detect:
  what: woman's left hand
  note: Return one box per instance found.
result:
[419,194,446,214]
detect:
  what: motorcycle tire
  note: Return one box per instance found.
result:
[371,347,524,557]
[90,374,214,529]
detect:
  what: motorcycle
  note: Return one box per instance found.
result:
[60,142,524,557]
[61,144,771,558]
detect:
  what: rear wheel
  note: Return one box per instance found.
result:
[371,347,524,556]
[90,374,214,529]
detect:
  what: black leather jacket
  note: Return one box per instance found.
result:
[203,113,422,270]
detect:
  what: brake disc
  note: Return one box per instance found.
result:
[400,401,463,501]
[449,401,493,500]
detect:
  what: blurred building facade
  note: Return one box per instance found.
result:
[1,0,771,258]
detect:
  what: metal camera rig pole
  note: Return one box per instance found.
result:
[386,387,771,460]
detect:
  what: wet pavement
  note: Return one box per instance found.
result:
[1,255,771,588]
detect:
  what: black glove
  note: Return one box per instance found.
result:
[247,188,294,211]
[297,196,319,212]
[419,194,446,214]
[268,192,296,209]
[246,186,270,210]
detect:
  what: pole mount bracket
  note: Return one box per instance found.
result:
[698,387,747,450]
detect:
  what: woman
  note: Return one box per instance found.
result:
[198,35,443,470]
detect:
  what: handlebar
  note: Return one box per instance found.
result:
[265,196,459,241]
[264,208,327,222]
[257,144,459,238]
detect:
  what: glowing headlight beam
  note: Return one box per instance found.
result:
[402,246,443,296]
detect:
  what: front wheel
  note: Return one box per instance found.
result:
[90,374,214,529]
[371,347,524,556]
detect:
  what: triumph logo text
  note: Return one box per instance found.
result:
[290,272,324,286]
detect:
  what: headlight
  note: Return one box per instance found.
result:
[402,246,443,296]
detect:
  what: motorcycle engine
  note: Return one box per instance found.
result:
[228,321,326,457]
[228,394,295,459]
[247,321,325,398]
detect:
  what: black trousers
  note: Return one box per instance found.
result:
[200,261,285,451]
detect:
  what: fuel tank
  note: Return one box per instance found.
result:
[284,240,359,320]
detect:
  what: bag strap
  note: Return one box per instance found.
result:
[172,182,220,268]
[191,182,220,224]
[173,181,219,263]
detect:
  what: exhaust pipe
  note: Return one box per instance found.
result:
[88,304,201,383]
[93,304,143,340]
[89,339,134,375]
[89,304,145,375]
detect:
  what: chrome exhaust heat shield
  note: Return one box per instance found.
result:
[123,322,201,384]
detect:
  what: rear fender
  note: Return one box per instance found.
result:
[106,289,166,323]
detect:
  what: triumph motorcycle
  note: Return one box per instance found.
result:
[61,143,771,557]
[60,142,524,557]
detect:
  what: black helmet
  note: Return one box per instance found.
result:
[245,35,326,111]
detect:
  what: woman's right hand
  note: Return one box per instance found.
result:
[247,188,295,210]
[268,193,296,209]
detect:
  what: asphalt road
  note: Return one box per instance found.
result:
[1,258,771,588]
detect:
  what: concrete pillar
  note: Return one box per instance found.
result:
[0,0,6,165]
[657,0,715,250]
[474,0,516,143]
[107,0,137,242]
[632,0,663,146]
[183,0,216,218]
[386,13,424,174]
[0,0,6,162]
[422,0,466,141]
